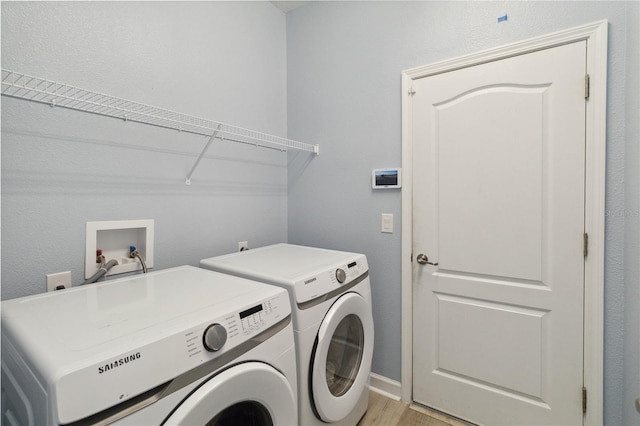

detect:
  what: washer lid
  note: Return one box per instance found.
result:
[2,266,282,352]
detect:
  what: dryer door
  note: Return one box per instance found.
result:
[163,362,296,425]
[310,292,374,423]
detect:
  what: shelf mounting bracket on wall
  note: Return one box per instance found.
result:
[1,69,319,184]
[186,124,221,185]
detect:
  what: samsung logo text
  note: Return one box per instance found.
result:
[99,352,141,374]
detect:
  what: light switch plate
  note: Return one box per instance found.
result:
[381,213,393,233]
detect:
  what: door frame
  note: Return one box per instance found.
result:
[400,20,607,425]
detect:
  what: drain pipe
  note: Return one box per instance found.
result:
[82,259,119,285]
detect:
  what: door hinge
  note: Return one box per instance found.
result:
[408,86,416,97]
[582,386,587,414]
[585,74,590,99]
[583,233,589,257]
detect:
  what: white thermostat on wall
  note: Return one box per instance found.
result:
[372,168,401,189]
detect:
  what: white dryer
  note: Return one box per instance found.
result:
[1,266,297,426]
[200,244,374,426]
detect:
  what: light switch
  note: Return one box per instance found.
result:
[381,214,393,233]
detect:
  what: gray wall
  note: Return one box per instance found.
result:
[286,1,639,425]
[1,1,291,299]
[2,1,638,425]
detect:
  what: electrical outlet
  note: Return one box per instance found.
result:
[46,271,72,292]
[238,241,249,252]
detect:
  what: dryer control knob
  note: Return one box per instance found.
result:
[203,323,227,352]
[335,268,347,284]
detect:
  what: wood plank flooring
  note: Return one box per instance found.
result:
[358,391,473,426]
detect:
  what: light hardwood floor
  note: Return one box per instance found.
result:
[358,391,473,426]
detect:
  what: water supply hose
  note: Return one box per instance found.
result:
[129,246,148,273]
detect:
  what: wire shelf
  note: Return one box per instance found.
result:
[1,69,319,183]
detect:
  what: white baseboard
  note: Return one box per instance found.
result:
[369,372,402,401]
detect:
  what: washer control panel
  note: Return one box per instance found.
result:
[200,298,276,352]
[239,299,278,334]
[202,323,227,352]
[295,254,368,304]
[183,290,289,361]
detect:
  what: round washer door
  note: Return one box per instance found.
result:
[163,362,296,426]
[310,292,374,423]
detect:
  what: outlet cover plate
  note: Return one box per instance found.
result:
[46,271,72,292]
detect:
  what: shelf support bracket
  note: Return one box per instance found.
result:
[185,124,221,185]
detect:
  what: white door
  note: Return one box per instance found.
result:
[310,292,374,423]
[412,41,587,425]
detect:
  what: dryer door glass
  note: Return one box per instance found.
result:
[207,401,273,426]
[326,314,364,396]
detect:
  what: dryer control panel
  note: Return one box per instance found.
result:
[294,254,368,304]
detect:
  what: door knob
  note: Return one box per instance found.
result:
[416,254,438,266]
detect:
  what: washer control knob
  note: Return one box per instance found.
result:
[203,323,227,352]
[335,268,347,284]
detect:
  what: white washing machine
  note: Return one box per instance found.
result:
[1,266,297,426]
[200,244,374,426]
